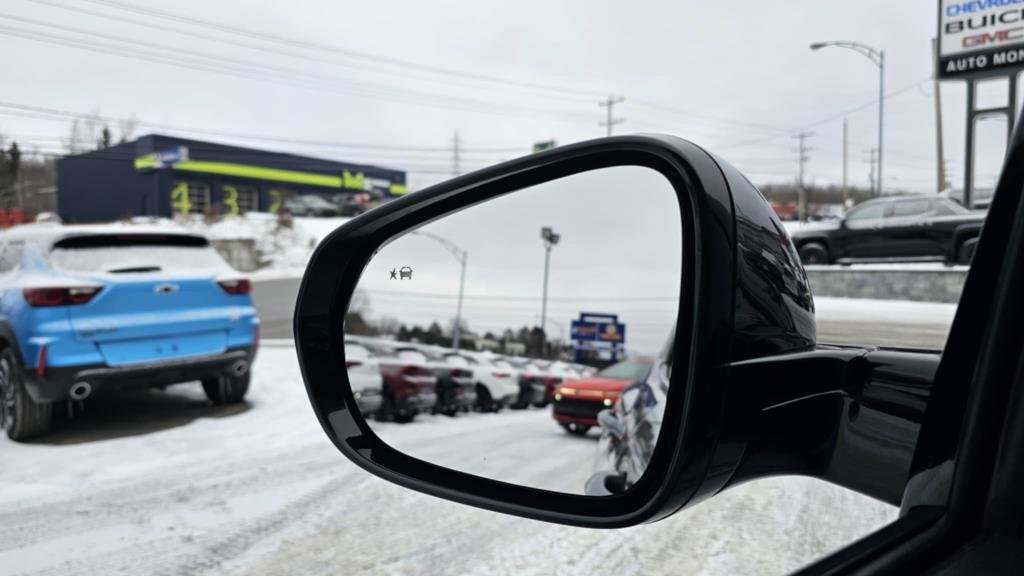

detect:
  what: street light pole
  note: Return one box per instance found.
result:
[410,231,468,349]
[811,40,885,196]
[539,227,560,350]
[453,251,467,349]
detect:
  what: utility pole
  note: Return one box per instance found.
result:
[878,49,886,198]
[599,95,625,136]
[794,131,813,222]
[842,119,849,208]
[451,130,461,175]
[865,148,878,195]
[932,38,947,193]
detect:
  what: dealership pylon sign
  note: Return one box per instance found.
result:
[939,0,1024,78]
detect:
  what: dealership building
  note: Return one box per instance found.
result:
[56,134,408,222]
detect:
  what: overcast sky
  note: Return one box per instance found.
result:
[357,166,682,354]
[2,0,1021,196]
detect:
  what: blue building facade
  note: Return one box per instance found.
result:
[56,134,407,222]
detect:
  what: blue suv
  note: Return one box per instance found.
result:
[0,224,259,441]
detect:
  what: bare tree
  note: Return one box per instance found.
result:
[66,110,104,153]
[117,115,138,144]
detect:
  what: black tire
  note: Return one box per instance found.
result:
[532,400,549,408]
[475,384,498,412]
[0,347,52,441]
[378,391,415,423]
[798,242,830,265]
[957,238,978,266]
[201,372,250,405]
[560,422,591,436]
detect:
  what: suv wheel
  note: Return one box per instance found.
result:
[798,242,830,265]
[201,372,250,405]
[0,347,52,441]
[475,384,498,412]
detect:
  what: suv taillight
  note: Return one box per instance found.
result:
[218,279,251,295]
[23,286,101,307]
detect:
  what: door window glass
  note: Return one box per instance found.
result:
[846,202,887,222]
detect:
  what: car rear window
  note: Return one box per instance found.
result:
[49,233,226,274]
[597,360,652,381]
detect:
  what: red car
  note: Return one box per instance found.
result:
[551,357,655,435]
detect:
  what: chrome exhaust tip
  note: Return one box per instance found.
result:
[230,360,249,376]
[69,382,92,401]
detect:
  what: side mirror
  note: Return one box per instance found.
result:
[295,135,929,528]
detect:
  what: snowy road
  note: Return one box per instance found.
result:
[0,345,898,576]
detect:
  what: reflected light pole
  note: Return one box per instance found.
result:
[411,231,468,349]
[811,40,885,196]
[539,227,560,347]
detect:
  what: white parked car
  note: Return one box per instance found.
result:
[344,340,384,416]
[442,352,520,411]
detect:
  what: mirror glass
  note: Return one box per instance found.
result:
[344,164,682,495]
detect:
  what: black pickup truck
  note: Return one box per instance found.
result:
[790,195,985,265]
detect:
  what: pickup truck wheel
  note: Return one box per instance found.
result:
[798,242,830,265]
[0,347,52,441]
[560,422,591,436]
[201,372,250,405]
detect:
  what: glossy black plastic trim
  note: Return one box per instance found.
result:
[719,346,937,506]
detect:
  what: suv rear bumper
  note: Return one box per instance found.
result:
[23,346,255,403]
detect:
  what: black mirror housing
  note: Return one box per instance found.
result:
[294,134,818,528]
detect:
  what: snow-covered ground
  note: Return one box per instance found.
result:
[119,213,351,279]
[181,213,351,279]
[0,344,897,576]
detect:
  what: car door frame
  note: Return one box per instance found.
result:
[795,103,1024,575]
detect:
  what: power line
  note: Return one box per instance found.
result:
[24,0,598,105]
[0,101,527,153]
[0,19,600,124]
[72,0,609,100]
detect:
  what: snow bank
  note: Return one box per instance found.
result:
[116,214,352,279]
[815,296,958,326]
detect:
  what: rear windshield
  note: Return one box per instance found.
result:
[597,360,652,381]
[49,234,225,274]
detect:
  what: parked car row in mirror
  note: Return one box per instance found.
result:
[344,336,599,423]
